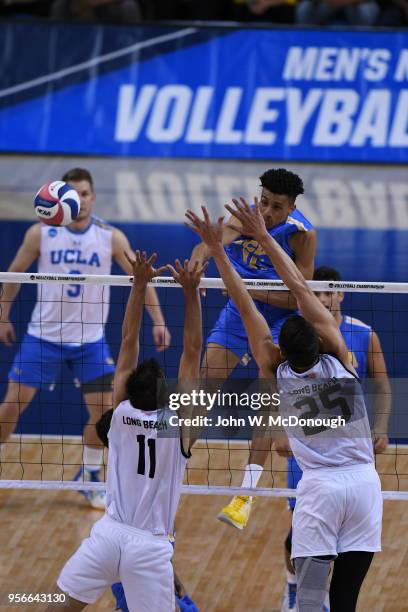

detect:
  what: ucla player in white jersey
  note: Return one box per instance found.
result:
[0,168,170,509]
[190,169,316,529]
[186,204,382,612]
[49,252,206,612]
[280,265,391,612]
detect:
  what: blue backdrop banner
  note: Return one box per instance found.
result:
[0,22,407,162]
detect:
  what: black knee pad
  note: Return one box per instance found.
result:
[285,528,293,555]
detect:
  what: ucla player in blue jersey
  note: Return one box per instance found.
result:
[190,169,316,529]
[279,265,391,612]
[0,168,171,509]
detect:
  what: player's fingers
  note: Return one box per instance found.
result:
[166,264,178,279]
[184,221,201,236]
[153,327,165,352]
[164,328,171,348]
[225,204,242,219]
[174,259,183,273]
[147,252,158,266]
[225,222,241,234]
[217,215,225,229]
[254,195,259,206]
[124,251,136,266]
[198,261,209,276]
[2,333,11,347]
[185,210,200,225]
[231,198,244,211]
[201,206,211,225]
[154,265,168,276]
[239,197,250,210]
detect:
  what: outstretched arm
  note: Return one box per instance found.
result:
[368,331,391,453]
[186,208,280,377]
[113,251,167,408]
[167,259,207,381]
[113,228,171,352]
[167,259,207,452]
[226,199,350,367]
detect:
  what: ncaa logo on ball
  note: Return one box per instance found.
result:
[34,181,81,227]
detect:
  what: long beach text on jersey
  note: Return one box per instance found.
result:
[122,414,168,431]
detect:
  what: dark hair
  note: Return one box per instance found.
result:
[96,409,113,448]
[313,266,342,282]
[126,358,167,411]
[259,169,304,200]
[279,315,319,370]
[62,168,94,190]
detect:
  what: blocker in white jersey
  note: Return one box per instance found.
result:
[55,254,205,611]
[0,168,169,512]
[185,202,383,612]
[277,354,382,559]
[277,353,374,472]
[58,401,189,611]
[106,400,189,536]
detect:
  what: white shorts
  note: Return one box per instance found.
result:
[292,464,382,559]
[57,514,175,612]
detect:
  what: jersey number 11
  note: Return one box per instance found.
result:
[136,435,156,478]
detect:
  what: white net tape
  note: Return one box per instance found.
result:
[0,271,407,292]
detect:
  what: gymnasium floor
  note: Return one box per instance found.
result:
[0,440,407,611]
[0,155,407,610]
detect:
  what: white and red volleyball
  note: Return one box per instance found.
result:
[34,181,80,226]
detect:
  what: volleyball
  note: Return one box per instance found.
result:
[34,181,80,226]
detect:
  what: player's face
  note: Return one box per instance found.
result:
[69,180,96,221]
[259,188,295,229]
[315,291,344,315]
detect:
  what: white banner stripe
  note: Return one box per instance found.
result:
[0,28,197,99]
[0,272,407,293]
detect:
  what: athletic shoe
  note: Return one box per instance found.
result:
[217,495,253,529]
[280,581,297,611]
[323,590,330,611]
[73,466,106,510]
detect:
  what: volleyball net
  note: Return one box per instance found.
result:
[0,273,407,501]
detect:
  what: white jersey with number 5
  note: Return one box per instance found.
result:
[106,400,189,536]
[277,354,374,472]
[28,219,112,344]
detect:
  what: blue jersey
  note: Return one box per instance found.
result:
[225,208,313,280]
[224,209,313,325]
[340,315,372,379]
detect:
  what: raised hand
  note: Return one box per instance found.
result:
[225,197,267,241]
[152,324,171,353]
[167,258,208,291]
[185,206,224,251]
[124,250,167,286]
[0,320,16,347]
